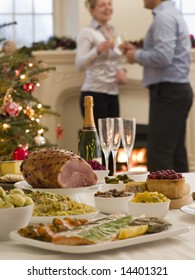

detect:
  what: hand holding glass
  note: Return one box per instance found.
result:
[112,33,127,57]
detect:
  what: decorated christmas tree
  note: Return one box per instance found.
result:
[0,24,57,161]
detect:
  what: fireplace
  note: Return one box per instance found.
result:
[117,124,148,172]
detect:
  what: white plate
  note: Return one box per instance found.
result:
[9,221,190,254]
[30,210,99,224]
[14,181,100,195]
[180,202,195,215]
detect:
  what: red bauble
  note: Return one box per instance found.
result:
[13,146,29,160]
[22,83,35,93]
[56,123,63,139]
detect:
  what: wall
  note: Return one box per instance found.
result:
[62,0,153,40]
[111,0,152,40]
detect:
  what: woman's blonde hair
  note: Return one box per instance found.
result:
[85,0,97,10]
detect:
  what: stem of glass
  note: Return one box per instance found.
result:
[126,148,132,172]
[103,150,110,170]
[111,149,118,175]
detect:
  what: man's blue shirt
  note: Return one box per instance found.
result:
[135,1,191,87]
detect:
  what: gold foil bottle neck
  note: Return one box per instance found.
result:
[84,96,94,107]
[83,95,95,128]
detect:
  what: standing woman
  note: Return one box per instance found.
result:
[75,0,127,130]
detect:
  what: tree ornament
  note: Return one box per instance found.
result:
[23,106,35,118]
[22,83,35,93]
[15,63,24,77]
[13,146,29,160]
[56,123,63,139]
[3,88,13,102]
[2,40,17,55]
[4,101,20,117]
[34,134,46,146]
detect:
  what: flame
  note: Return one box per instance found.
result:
[116,147,148,171]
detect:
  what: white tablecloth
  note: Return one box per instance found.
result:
[0,173,195,260]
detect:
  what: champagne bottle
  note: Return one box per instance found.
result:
[78,96,101,162]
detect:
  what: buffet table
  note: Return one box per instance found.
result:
[0,173,195,260]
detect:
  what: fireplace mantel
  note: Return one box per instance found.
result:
[33,49,195,171]
[33,50,76,65]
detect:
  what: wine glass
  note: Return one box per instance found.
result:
[121,118,136,171]
[109,117,122,175]
[112,32,128,63]
[98,118,114,170]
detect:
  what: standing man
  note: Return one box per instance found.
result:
[122,0,193,172]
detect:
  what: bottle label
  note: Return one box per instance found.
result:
[78,129,101,162]
[82,126,96,131]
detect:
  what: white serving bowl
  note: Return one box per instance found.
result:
[126,171,149,182]
[99,183,125,192]
[0,203,34,241]
[128,199,170,219]
[94,192,134,214]
[93,170,110,183]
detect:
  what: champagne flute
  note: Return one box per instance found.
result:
[121,118,136,171]
[113,32,128,49]
[109,117,122,175]
[112,32,128,61]
[98,118,114,170]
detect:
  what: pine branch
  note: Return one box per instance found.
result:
[0,22,17,29]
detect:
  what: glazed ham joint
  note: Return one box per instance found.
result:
[20,148,98,189]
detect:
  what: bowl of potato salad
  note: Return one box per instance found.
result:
[128,191,170,219]
[0,187,34,240]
